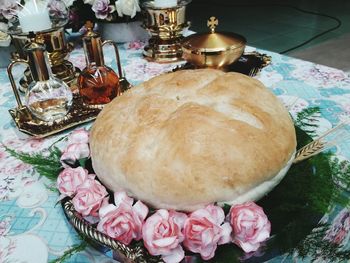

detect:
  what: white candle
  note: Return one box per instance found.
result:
[153,0,178,8]
[18,1,52,33]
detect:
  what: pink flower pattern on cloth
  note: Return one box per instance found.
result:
[97,192,148,245]
[142,209,188,263]
[183,204,232,260]
[228,202,271,253]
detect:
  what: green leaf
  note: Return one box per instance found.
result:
[49,241,87,263]
[78,157,88,168]
[294,107,321,136]
[46,184,59,193]
[4,145,62,181]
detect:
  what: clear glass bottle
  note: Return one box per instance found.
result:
[7,35,73,122]
[78,23,121,105]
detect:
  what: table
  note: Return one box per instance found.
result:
[1,41,350,262]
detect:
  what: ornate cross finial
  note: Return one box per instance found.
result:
[207,16,218,33]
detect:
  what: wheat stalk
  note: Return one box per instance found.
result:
[293,120,350,164]
[293,139,327,164]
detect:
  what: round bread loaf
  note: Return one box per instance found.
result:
[90,69,296,211]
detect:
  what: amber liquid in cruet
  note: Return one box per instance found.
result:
[78,65,121,105]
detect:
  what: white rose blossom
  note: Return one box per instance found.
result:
[115,0,140,18]
[62,0,76,7]
[84,0,96,5]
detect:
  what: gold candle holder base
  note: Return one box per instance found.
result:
[142,0,191,63]
[143,39,184,63]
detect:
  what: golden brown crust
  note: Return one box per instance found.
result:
[90,69,296,211]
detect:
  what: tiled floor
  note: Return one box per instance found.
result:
[187,0,350,69]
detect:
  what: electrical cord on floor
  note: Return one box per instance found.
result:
[277,5,342,54]
[190,1,342,54]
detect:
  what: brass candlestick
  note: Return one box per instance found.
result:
[142,0,191,63]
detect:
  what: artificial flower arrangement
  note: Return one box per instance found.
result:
[0,0,18,46]
[0,0,69,43]
[5,107,350,262]
[0,0,18,24]
[68,0,144,31]
[57,128,271,262]
[0,0,143,34]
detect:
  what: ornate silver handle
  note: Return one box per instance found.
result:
[62,199,163,263]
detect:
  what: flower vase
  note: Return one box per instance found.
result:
[98,21,150,43]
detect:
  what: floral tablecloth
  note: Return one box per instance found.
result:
[0,41,350,263]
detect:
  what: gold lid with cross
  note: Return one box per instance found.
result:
[207,16,218,33]
[181,16,247,69]
[182,16,246,52]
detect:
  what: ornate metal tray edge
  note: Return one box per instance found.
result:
[172,51,272,77]
[9,95,103,138]
[62,199,162,263]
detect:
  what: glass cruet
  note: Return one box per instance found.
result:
[78,22,122,105]
[7,33,73,122]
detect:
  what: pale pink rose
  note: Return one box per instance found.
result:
[97,192,148,245]
[72,178,108,217]
[67,128,89,145]
[183,204,232,260]
[57,167,91,197]
[142,209,187,263]
[228,202,271,253]
[0,0,18,19]
[92,0,115,19]
[60,143,90,167]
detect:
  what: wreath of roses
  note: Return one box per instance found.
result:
[57,128,271,263]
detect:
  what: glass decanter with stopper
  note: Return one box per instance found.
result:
[78,22,123,105]
[7,33,73,122]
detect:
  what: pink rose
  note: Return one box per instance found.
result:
[72,178,108,217]
[60,143,90,167]
[183,205,232,260]
[57,167,92,197]
[228,202,271,253]
[67,128,89,145]
[142,210,187,263]
[97,192,148,245]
